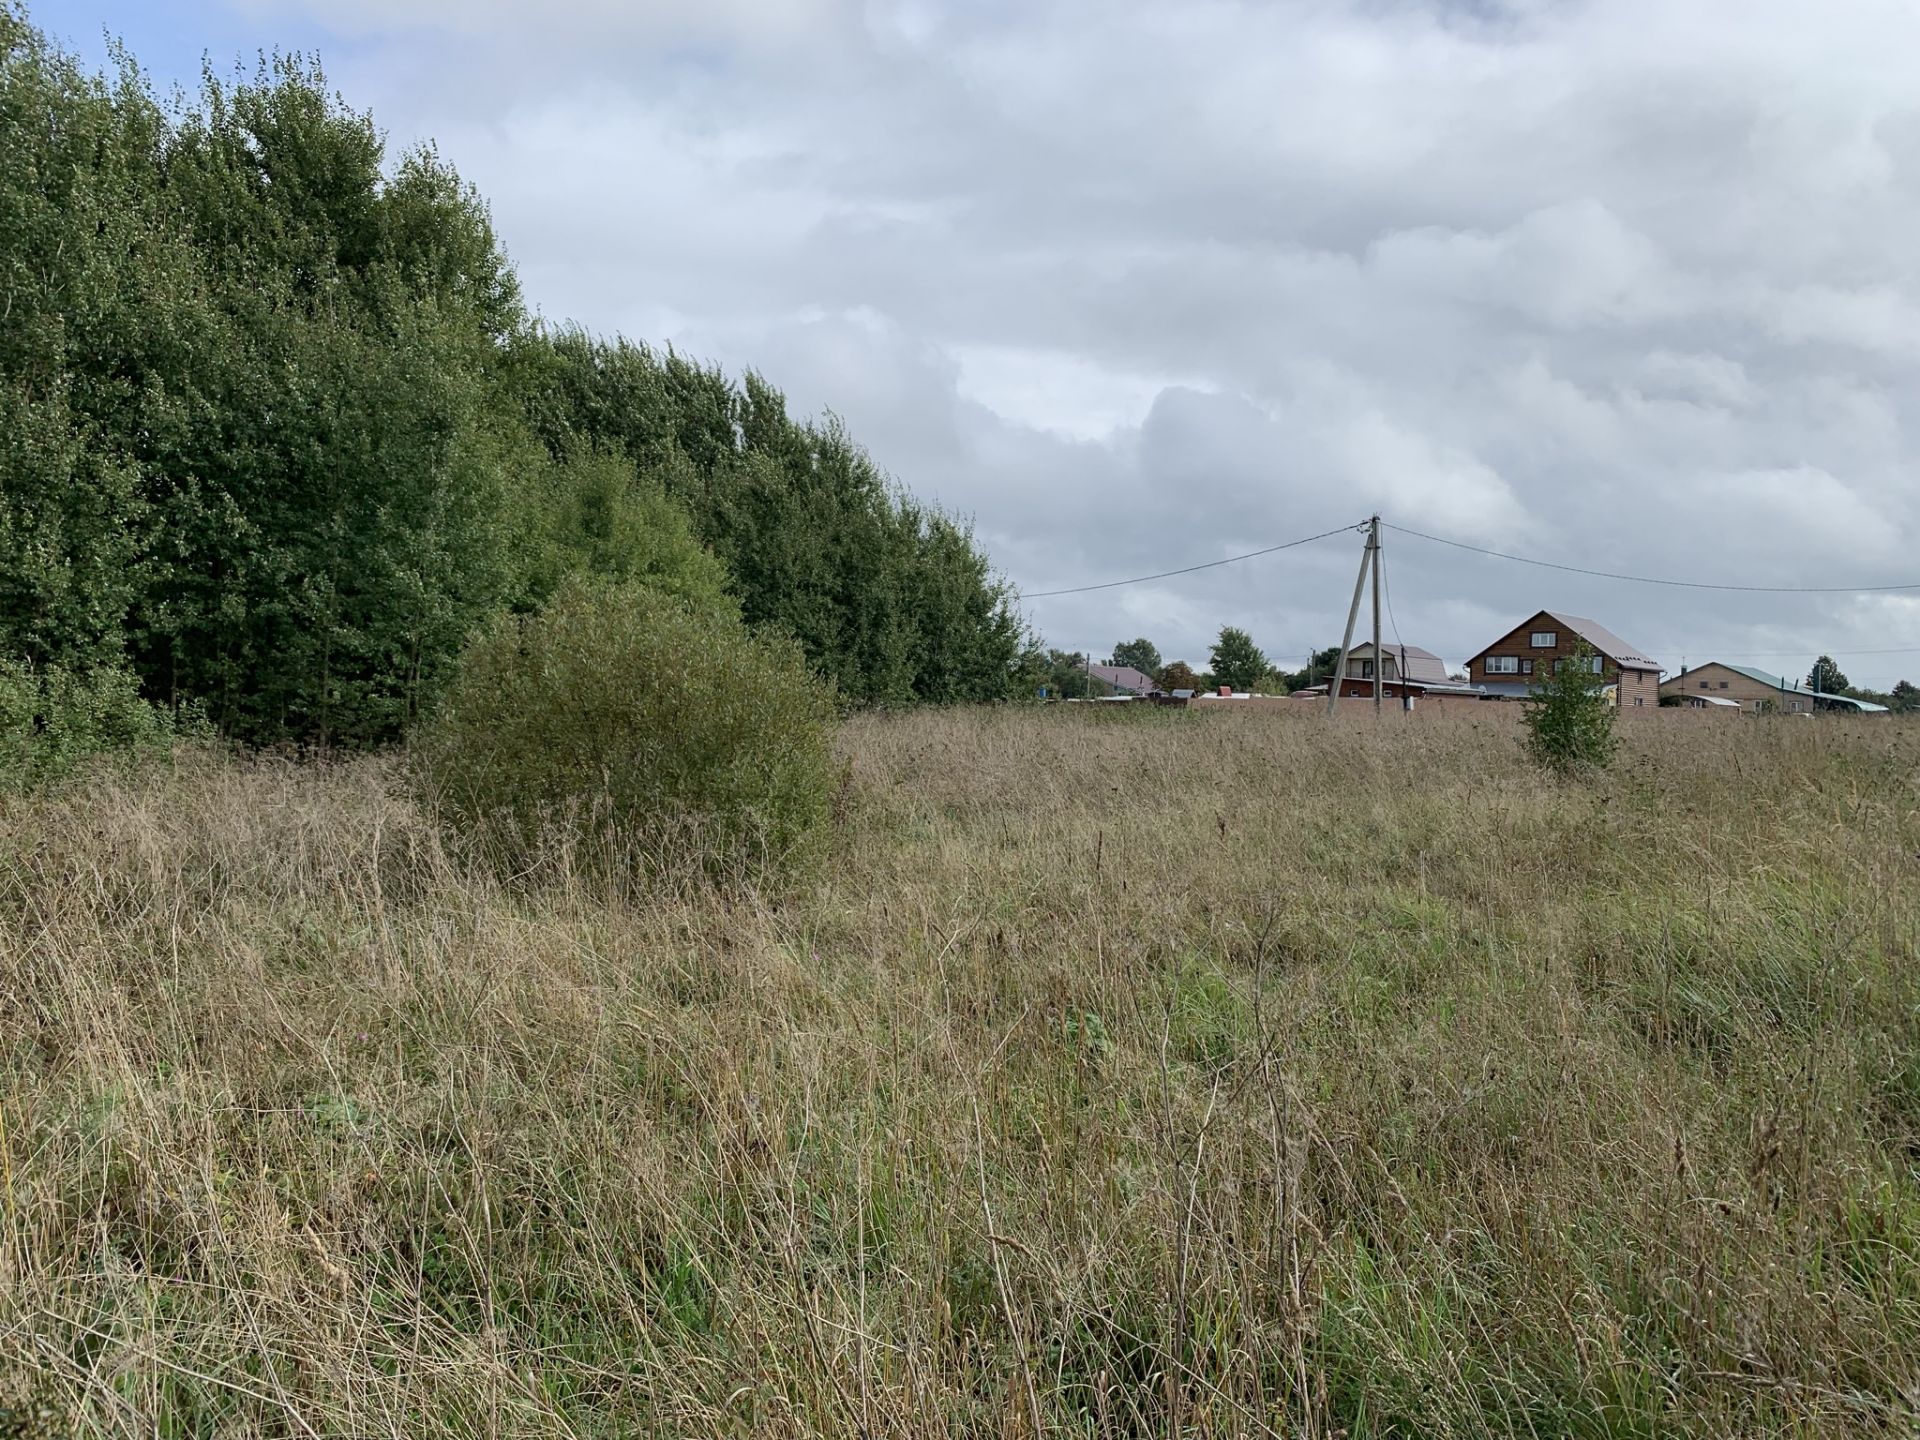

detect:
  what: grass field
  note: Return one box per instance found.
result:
[4,706,1920,1437]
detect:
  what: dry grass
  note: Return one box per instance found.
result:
[4,706,1920,1437]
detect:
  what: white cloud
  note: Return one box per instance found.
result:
[136,0,1920,685]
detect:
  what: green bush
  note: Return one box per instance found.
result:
[413,579,838,884]
[1521,641,1618,773]
[0,660,174,791]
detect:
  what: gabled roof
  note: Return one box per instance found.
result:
[1674,663,1891,713]
[1349,642,1452,684]
[1470,610,1661,672]
[1088,664,1154,693]
[1542,612,1661,671]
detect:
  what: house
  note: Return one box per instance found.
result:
[1087,663,1155,696]
[1658,663,1889,715]
[1466,610,1662,708]
[1325,642,1481,700]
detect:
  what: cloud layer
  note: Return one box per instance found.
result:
[67,0,1920,681]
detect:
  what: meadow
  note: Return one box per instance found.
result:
[3,706,1919,1437]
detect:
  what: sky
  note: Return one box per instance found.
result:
[36,0,1920,688]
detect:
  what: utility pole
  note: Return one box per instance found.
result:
[1369,515,1383,714]
[1326,519,1376,718]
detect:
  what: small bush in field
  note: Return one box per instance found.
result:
[0,660,173,791]
[1522,640,1618,773]
[413,579,837,883]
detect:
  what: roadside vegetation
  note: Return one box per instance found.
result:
[6,707,1919,1437]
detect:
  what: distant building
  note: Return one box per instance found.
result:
[1466,610,1662,708]
[1325,642,1480,700]
[1659,663,1889,714]
[1087,663,1155,696]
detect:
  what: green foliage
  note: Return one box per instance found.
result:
[413,579,838,883]
[509,330,1023,706]
[1808,655,1849,695]
[1522,641,1618,773]
[1208,626,1269,693]
[506,444,732,616]
[0,659,172,790]
[1107,637,1160,675]
[0,9,1019,759]
[1277,645,1344,693]
[1017,647,1108,699]
[1892,680,1919,713]
[1155,660,1199,692]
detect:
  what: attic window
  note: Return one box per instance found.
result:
[1530,631,1558,648]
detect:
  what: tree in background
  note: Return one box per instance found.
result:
[1523,641,1617,773]
[1892,680,1919,713]
[1155,660,1199,692]
[1209,627,1270,693]
[0,8,1025,760]
[1807,656,1849,695]
[1108,638,1161,676]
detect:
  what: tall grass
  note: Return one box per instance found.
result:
[3,708,1919,1436]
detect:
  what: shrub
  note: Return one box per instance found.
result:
[1522,641,1618,773]
[0,660,173,791]
[413,579,838,884]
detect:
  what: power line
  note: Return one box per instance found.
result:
[1020,520,1366,598]
[1383,521,1920,594]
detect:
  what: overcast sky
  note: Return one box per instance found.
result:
[43,0,1920,686]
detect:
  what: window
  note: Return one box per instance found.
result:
[1360,660,1374,678]
[1633,696,1644,706]
[1530,631,1558,648]
[1699,680,1709,689]
[1718,681,1729,689]
[1791,700,1803,712]
[1521,659,1534,676]
[1486,656,1519,674]
[1555,656,1604,675]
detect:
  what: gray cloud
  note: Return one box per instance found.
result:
[136,0,1920,680]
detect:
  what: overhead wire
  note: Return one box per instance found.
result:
[1019,519,1367,598]
[1382,521,1920,594]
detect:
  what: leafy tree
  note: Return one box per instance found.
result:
[1807,656,1849,695]
[509,329,1022,706]
[0,8,1021,759]
[1271,646,1342,693]
[1108,638,1160,675]
[1523,641,1617,773]
[1209,627,1269,693]
[1155,660,1199,692]
[1891,680,1919,713]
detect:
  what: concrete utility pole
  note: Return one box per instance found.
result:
[1370,516,1383,714]
[1326,519,1377,718]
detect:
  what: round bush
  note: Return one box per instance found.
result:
[414,581,838,882]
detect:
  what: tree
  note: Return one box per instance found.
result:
[1891,680,1919,713]
[1807,656,1849,695]
[1523,641,1617,773]
[1274,646,1343,693]
[1156,660,1198,692]
[1209,627,1269,693]
[1108,638,1161,676]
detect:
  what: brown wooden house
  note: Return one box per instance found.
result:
[1465,610,1662,708]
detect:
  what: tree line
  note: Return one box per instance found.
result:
[1028,631,1350,697]
[0,4,1022,758]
